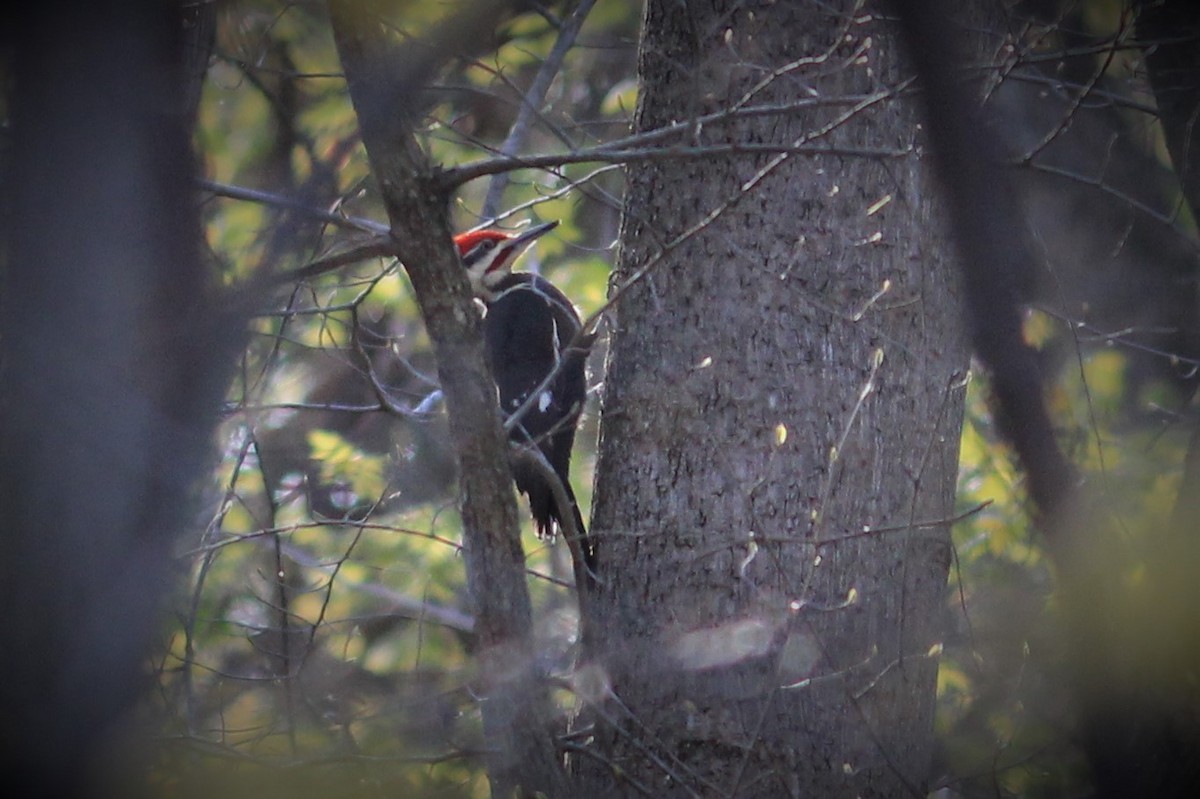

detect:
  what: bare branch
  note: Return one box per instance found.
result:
[275,235,400,283]
[440,91,913,188]
[447,141,912,186]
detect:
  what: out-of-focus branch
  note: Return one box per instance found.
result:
[1137,1,1200,224]
[890,0,1076,518]
[1136,0,1200,404]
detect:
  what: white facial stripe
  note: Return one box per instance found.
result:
[463,240,506,288]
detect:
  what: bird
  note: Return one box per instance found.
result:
[453,220,596,578]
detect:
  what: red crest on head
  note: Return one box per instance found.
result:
[454,221,557,288]
[453,229,510,255]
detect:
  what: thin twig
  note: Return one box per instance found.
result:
[199,178,390,234]
[482,0,599,218]
[443,140,911,188]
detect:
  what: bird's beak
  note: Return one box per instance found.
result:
[507,219,559,251]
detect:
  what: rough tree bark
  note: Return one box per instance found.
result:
[579,2,969,796]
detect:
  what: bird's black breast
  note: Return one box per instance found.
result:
[482,272,589,445]
[482,271,594,554]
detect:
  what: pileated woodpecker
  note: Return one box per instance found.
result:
[454,221,595,575]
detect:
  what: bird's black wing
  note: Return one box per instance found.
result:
[483,273,589,450]
[482,273,593,566]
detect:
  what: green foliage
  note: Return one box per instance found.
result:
[307,428,388,504]
[939,309,1195,795]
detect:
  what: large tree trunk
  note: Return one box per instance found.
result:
[579,2,969,795]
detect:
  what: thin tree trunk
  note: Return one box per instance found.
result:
[326,3,570,795]
[579,2,968,795]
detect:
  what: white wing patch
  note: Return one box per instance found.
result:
[538,391,553,413]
